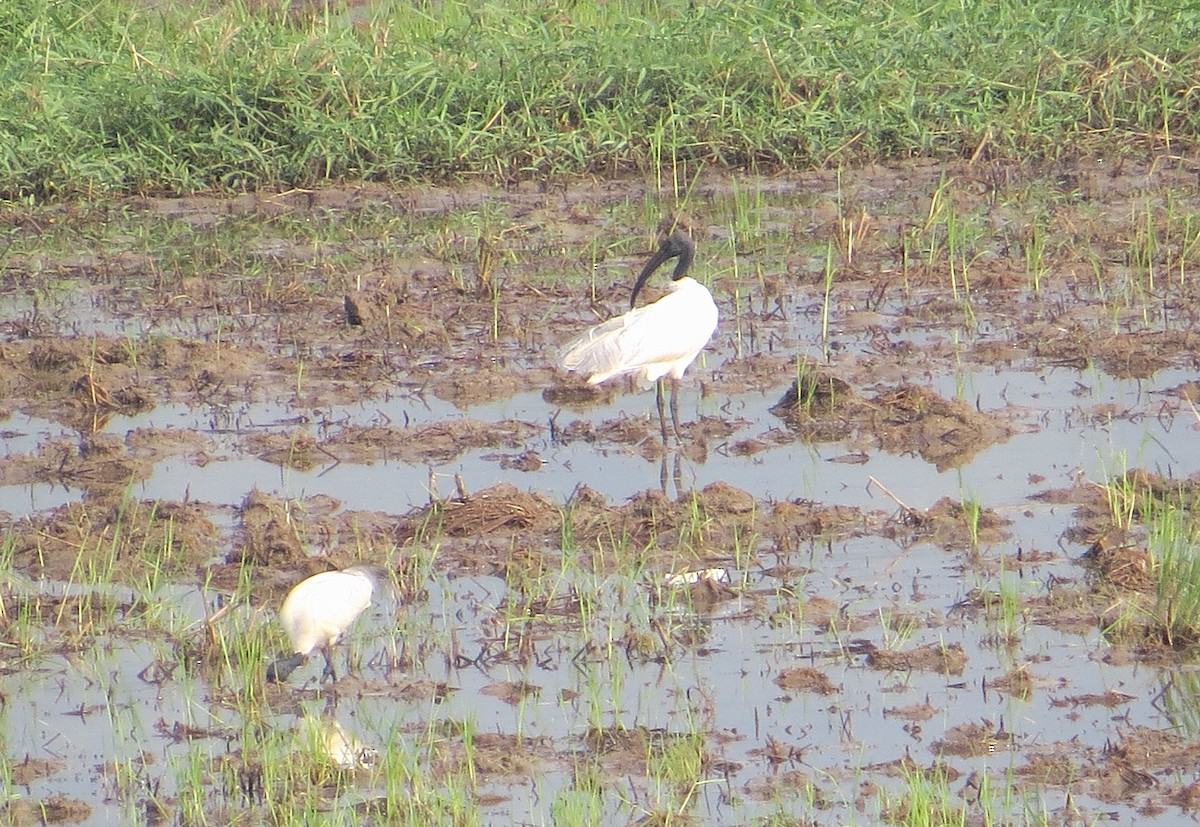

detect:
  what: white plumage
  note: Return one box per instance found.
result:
[560,276,718,386]
[559,226,718,440]
[266,564,382,683]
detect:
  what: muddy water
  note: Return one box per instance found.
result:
[3,160,1200,824]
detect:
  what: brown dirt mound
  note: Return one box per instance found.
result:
[399,482,558,542]
[1081,538,1155,593]
[886,496,1011,549]
[330,420,543,464]
[869,384,1012,470]
[774,377,1013,470]
[934,719,1012,758]
[1022,321,1196,379]
[11,498,216,583]
[867,641,968,675]
[774,666,837,695]
[568,482,763,571]
[233,490,307,566]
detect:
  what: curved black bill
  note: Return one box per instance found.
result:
[629,230,695,308]
[266,652,306,683]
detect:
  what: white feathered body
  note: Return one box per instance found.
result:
[278,566,377,655]
[560,277,718,387]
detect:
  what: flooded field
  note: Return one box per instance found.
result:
[4,158,1200,825]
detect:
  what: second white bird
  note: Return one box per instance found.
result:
[266,564,382,683]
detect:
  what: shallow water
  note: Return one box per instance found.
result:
[8,358,1187,517]
[4,161,1200,824]
[4,359,1198,824]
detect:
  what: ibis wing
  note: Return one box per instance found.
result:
[279,569,376,654]
[559,307,651,383]
[559,281,717,385]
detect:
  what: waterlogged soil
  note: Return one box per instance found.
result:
[4,157,1200,825]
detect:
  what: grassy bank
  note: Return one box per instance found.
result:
[1,0,1197,198]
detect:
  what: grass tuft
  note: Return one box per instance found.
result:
[2,0,1198,197]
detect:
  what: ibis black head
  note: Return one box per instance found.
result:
[629,229,696,308]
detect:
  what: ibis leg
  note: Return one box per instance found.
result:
[654,379,670,443]
[669,377,682,442]
[320,644,338,682]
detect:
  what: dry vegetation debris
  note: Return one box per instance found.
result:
[773,374,1015,471]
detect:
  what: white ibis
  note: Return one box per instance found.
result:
[265,565,383,683]
[560,225,718,441]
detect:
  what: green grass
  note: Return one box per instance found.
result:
[1149,502,1200,646]
[987,567,1025,648]
[1,0,1197,198]
[886,764,966,827]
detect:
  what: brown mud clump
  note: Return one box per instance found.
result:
[934,719,1013,758]
[11,497,215,583]
[866,641,968,675]
[868,385,1011,470]
[1081,537,1155,593]
[400,483,556,541]
[886,496,1011,549]
[395,483,559,577]
[774,377,1012,471]
[774,666,837,695]
[234,490,307,567]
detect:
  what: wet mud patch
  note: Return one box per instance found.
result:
[242,429,327,470]
[429,729,549,779]
[0,434,151,495]
[0,426,210,504]
[1082,538,1155,593]
[773,666,838,695]
[1033,468,1200,647]
[1021,322,1198,379]
[430,367,554,409]
[565,482,764,572]
[868,385,1013,470]
[770,367,857,421]
[10,497,216,583]
[773,376,1014,470]
[342,278,412,330]
[893,495,1012,549]
[554,408,747,457]
[1011,725,1200,810]
[393,483,559,578]
[233,489,308,568]
[985,664,1039,700]
[555,413,656,448]
[582,725,712,780]
[933,719,1012,758]
[761,498,870,553]
[229,491,405,580]
[479,679,542,706]
[866,641,969,675]
[0,334,283,425]
[709,352,798,396]
[399,482,556,540]
[328,419,543,465]
[1,795,92,826]
[5,160,1200,825]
